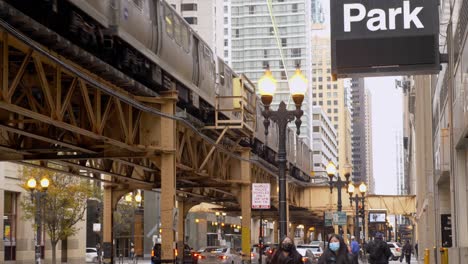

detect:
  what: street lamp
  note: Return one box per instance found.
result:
[259,66,307,240]
[124,190,143,259]
[26,176,50,264]
[326,162,351,234]
[348,182,367,243]
[215,212,227,244]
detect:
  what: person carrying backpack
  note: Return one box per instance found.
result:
[350,236,360,264]
[366,233,391,264]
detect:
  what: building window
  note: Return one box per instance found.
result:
[235,29,240,38]
[334,116,338,121]
[224,39,228,46]
[327,77,331,81]
[318,85,323,89]
[224,17,228,24]
[327,84,331,89]
[334,108,338,113]
[264,49,268,58]
[281,71,287,80]
[249,5,255,15]
[4,192,17,261]
[291,48,301,58]
[318,93,323,98]
[270,27,274,35]
[224,6,228,13]
[184,17,198,25]
[327,100,331,105]
[334,100,338,105]
[282,38,287,47]
[292,3,298,12]
[224,50,229,58]
[313,126,320,132]
[318,77,322,81]
[181,3,197,11]
[333,84,338,89]
[319,101,323,106]
[224,28,228,35]
[327,109,331,113]
[263,61,269,69]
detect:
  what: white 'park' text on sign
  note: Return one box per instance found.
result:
[252,183,271,209]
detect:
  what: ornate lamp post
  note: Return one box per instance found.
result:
[125,190,143,259]
[326,162,351,235]
[259,66,307,240]
[26,176,50,264]
[348,182,367,243]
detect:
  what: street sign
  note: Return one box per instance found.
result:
[331,0,440,78]
[333,212,347,226]
[252,183,271,209]
[324,211,333,227]
[93,223,101,232]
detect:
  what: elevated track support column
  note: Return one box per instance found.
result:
[102,179,114,264]
[160,91,178,263]
[241,150,252,264]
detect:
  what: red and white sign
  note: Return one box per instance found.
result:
[252,183,271,209]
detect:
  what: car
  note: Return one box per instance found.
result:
[297,244,323,259]
[197,246,242,264]
[387,242,402,261]
[177,243,194,264]
[85,247,99,263]
[262,244,278,264]
[250,246,260,264]
[295,248,317,264]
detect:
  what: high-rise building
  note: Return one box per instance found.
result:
[166,0,225,58]
[230,0,313,143]
[311,0,325,24]
[312,106,338,178]
[350,79,374,192]
[311,36,352,176]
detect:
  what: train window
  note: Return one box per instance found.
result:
[132,0,143,10]
[182,26,190,52]
[174,17,182,46]
[164,5,174,39]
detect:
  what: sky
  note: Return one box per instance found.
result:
[366,77,403,195]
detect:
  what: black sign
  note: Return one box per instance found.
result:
[441,214,452,247]
[331,0,440,77]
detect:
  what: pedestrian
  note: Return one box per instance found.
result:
[366,232,391,264]
[317,234,352,264]
[414,242,418,259]
[349,236,360,264]
[151,243,161,264]
[401,240,412,264]
[270,236,303,264]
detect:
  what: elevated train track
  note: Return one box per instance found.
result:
[0,1,327,261]
[0,0,321,221]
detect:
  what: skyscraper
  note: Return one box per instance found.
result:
[166,0,225,58]
[350,78,374,192]
[311,36,352,176]
[230,0,313,143]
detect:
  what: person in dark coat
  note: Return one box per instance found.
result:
[317,234,351,264]
[366,233,391,264]
[402,240,412,264]
[151,243,161,264]
[414,242,418,259]
[270,236,303,264]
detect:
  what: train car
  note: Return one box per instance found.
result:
[4,0,219,119]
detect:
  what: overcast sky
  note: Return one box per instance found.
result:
[366,77,403,195]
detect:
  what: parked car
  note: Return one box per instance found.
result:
[197,246,242,264]
[296,248,316,264]
[387,242,402,261]
[85,247,99,263]
[297,244,323,259]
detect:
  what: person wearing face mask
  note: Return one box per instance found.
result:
[270,236,303,264]
[318,234,352,264]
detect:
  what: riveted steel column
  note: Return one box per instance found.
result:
[160,91,177,263]
[241,150,252,264]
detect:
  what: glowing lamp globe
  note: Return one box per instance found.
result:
[27,178,37,190]
[258,69,277,106]
[359,182,367,195]
[40,177,50,189]
[348,184,355,195]
[289,68,308,96]
[326,162,337,178]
